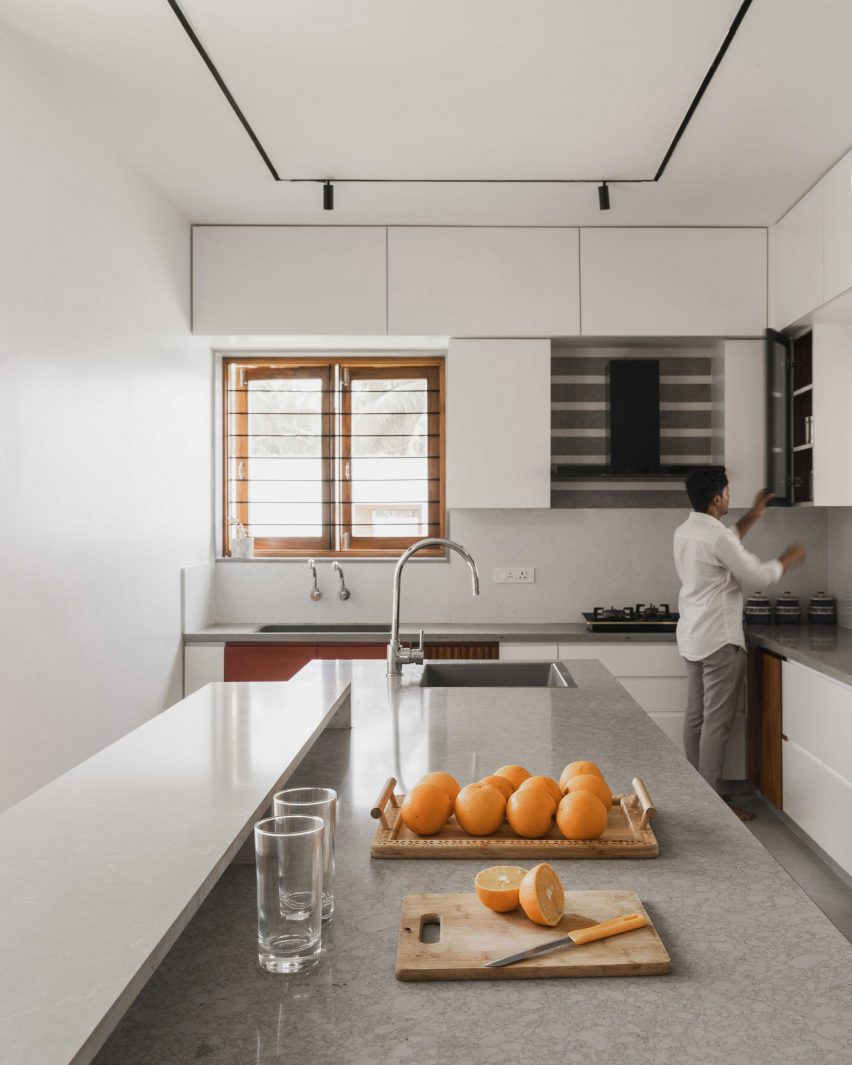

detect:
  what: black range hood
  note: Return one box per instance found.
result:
[552,357,722,481]
[608,359,660,473]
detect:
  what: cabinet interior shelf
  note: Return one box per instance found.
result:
[793,444,813,453]
[793,384,813,397]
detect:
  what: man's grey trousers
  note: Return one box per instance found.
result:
[683,643,746,794]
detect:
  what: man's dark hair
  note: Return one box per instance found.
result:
[685,468,729,512]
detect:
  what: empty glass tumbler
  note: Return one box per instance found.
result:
[273,787,337,922]
[255,814,324,974]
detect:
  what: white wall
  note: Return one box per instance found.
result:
[205,507,827,627]
[0,32,212,812]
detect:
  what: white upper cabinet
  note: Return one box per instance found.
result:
[822,147,852,304]
[388,228,580,336]
[812,324,852,506]
[580,228,768,336]
[192,226,387,335]
[446,338,551,509]
[769,184,823,330]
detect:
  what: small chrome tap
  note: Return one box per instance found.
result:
[332,561,351,600]
[308,558,322,601]
[387,538,479,676]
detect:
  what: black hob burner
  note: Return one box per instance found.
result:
[583,603,679,632]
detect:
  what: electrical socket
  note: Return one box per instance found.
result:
[493,567,535,584]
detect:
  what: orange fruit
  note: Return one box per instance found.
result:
[556,791,609,840]
[474,865,527,913]
[559,760,604,792]
[564,773,612,812]
[478,774,515,801]
[506,788,557,839]
[399,783,452,835]
[417,771,461,804]
[454,782,506,836]
[517,774,562,806]
[519,863,565,927]
[494,764,531,790]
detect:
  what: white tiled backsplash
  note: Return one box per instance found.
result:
[186,506,830,629]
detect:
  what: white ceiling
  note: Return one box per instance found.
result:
[2,0,852,226]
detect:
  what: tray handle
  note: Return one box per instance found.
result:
[632,776,656,829]
[370,777,399,830]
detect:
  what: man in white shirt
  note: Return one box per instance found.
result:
[674,469,806,819]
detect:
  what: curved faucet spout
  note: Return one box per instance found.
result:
[387,537,480,676]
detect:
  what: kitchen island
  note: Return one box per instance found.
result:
[89,657,852,1065]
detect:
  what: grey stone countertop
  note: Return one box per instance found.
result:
[93,659,852,1065]
[186,621,678,644]
[746,624,852,687]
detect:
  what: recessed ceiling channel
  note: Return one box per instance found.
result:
[165,0,754,210]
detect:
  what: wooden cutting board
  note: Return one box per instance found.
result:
[396,890,670,980]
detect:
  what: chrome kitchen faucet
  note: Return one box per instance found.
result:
[332,561,350,600]
[387,537,479,676]
[308,558,322,601]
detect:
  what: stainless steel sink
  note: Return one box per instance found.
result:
[254,623,391,635]
[413,660,575,688]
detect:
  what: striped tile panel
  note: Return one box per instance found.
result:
[550,353,714,508]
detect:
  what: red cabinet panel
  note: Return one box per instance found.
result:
[224,641,387,681]
[315,643,386,660]
[224,643,317,681]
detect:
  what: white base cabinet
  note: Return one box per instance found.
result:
[781,660,852,876]
[783,738,852,876]
[184,644,225,696]
[501,640,746,779]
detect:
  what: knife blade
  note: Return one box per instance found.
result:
[484,911,648,968]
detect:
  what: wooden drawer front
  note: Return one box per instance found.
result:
[782,661,852,783]
[783,739,852,875]
[224,643,317,681]
[500,642,559,661]
[556,643,687,678]
[424,643,499,660]
[649,711,746,779]
[315,643,386,660]
[619,677,687,713]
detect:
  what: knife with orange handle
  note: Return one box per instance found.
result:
[484,912,648,968]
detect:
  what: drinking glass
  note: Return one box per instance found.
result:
[273,787,337,922]
[255,814,324,974]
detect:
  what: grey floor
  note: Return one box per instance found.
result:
[733,789,852,944]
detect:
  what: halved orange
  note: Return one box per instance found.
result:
[478,774,515,800]
[559,760,604,792]
[474,865,527,913]
[517,774,563,807]
[417,771,461,804]
[519,863,565,927]
[494,764,531,790]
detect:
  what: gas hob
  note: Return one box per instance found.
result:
[582,603,678,633]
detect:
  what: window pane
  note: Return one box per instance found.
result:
[348,377,434,538]
[229,375,326,538]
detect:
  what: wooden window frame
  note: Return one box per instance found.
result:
[222,355,445,558]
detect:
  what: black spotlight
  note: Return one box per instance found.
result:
[323,181,334,211]
[598,182,610,211]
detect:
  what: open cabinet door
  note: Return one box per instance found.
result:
[765,329,791,505]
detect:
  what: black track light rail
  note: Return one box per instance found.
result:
[166,0,754,200]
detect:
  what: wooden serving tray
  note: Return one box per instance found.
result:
[396,890,671,980]
[370,776,659,858]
